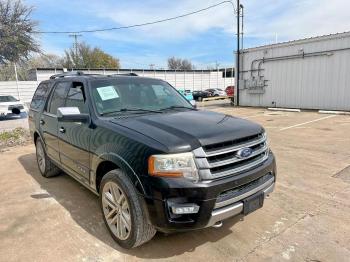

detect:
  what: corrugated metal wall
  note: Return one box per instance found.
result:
[240,32,350,111]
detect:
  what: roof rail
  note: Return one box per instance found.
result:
[49,71,85,79]
[108,73,138,77]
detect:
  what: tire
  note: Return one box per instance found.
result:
[100,170,156,249]
[35,138,61,178]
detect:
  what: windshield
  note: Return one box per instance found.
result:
[90,77,193,115]
[0,95,17,102]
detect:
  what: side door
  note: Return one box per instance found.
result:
[58,81,91,181]
[40,82,70,163]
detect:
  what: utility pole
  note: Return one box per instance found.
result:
[241,4,244,50]
[69,33,82,65]
[236,0,241,106]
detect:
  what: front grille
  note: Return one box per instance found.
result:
[193,132,269,180]
[214,173,274,209]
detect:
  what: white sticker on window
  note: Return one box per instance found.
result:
[97,86,119,101]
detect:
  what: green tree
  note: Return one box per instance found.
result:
[0,0,40,64]
[63,42,120,69]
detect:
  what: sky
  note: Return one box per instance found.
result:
[26,0,350,69]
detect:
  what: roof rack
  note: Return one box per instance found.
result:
[50,71,138,79]
[108,73,138,77]
[49,71,86,79]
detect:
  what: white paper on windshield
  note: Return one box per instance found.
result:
[97,86,119,101]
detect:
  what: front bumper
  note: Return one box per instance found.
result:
[142,152,276,233]
[207,176,274,227]
[0,108,27,116]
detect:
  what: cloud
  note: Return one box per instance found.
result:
[27,0,350,68]
[244,0,350,42]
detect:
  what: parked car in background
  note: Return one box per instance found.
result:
[0,95,27,117]
[225,86,234,97]
[205,88,226,97]
[177,89,194,101]
[192,90,212,101]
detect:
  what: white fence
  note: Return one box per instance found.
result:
[0,81,38,102]
[35,68,235,91]
[1,69,235,103]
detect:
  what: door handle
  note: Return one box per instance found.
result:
[59,127,66,133]
[40,119,45,125]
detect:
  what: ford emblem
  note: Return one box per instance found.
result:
[236,147,253,159]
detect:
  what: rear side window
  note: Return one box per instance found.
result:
[65,82,88,113]
[30,83,50,110]
[48,82,70,115]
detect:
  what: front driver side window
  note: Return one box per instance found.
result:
[48,82,70,115]
[65,82,88,113]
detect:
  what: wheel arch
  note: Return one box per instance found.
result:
[33,130,45,145]
[93,153,145,196]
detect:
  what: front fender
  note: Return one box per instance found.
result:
[91,151,146,196]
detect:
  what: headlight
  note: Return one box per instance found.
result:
[148,152,199,182]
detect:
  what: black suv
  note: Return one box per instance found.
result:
[28,72,276,249]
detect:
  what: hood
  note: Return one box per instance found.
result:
[0,101,24,106]
[110,110,263,153]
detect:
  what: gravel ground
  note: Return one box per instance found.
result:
[0,106,350,261]
[0,113,29,131]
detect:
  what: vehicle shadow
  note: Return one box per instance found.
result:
[18,153,241,259]
[0,112,27,121]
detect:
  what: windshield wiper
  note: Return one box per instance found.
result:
[159,106,197,111]
[101,108,163,116]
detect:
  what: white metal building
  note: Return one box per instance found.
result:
[30,68,235,92]
[239,31,350,111]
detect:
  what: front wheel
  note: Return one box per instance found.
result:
[100,170,156,249]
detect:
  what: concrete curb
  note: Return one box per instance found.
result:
[318,110,350,115]
[267,108,301,112]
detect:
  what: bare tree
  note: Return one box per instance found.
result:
[0,53,65,81]
[0,0,40,64]
[167,56,194,70]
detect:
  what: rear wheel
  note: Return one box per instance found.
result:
[35,138,60,178]
[100,170,156,249]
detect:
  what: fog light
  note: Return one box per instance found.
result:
[171,204,200,214]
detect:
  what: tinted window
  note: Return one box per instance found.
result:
[90,78,192,115]
[0,95,17,102]
[65,83,88,113]
[48,82,70,115]
[30,83,50,110]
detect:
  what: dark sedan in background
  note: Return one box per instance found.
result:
[192,90,212,101]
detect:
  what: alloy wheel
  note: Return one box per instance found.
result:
[36,141,46,173]
[102,181,132,240]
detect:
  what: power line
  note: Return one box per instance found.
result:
[32,1,235,34]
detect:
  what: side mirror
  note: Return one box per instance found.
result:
[57,107,89,123]
[190,100,197,108]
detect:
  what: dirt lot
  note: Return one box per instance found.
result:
[0,113,28,131]
[1,106,350,262]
